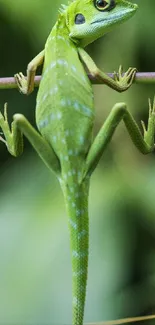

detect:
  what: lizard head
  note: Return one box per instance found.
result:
[64,0,138,47]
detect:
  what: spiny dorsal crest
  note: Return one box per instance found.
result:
[59,0,76,13]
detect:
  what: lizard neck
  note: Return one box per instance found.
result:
[45,15,75,57]
[60,178,90,325]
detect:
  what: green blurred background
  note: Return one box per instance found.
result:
[0,0,155,324]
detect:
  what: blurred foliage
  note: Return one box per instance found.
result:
[0,0,155,324]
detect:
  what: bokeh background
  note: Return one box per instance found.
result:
[0,0,155,324]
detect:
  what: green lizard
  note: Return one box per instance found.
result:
[0,1,155,324]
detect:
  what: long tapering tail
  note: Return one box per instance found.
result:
[63,179,89,325]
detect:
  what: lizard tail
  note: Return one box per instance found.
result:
[64,180,89,325]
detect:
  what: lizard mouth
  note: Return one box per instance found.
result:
[91,5,137,25]
[91,12,132,25]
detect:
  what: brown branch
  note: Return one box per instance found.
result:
[0,73,155,90]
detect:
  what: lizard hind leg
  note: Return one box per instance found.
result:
[83,99,155,178]
[0,103,61,175]
[0,103,23,157]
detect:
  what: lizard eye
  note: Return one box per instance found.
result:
[95,0,109,10]
[94,0,115,11]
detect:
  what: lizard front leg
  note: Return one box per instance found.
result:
[83,98,155,178]
[15,50,45,95]
[0,103,60,175]
[78,48,136,92]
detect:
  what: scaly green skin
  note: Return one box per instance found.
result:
[36,19,95,324]
[0,1,155,324]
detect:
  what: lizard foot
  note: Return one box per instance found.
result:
[141,97,155,149]
[114,65,137,91]
[0,103,23,156]
[0,103,11,146]
[15,72,28,94]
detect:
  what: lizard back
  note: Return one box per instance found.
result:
[36,15,95,180]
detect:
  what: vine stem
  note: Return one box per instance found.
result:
[87,314,155,325]
[0,73,155,90]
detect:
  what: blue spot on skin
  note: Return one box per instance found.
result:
[50,86,58,96]
[60,99,66,107]
[39,118,48,128]
[74,102,80,111]
[81,105,92,116]
[42,93,48,102]
[67,99,72,106]
[50,88,53,95]
[69,219,77,229]
[71,65,77,73]
[57,35,65,41]
[76,210,81,216]
[74,149,79,156]
[57,59,68,67]
[54,86,58,93]
[78,230,87,239]
[52,135,57,142]
[42,61,56,78]
[81,75,88,83]
[73,269,86,277]
[59,80,63,86]
[50,113,55,120]
[50,62,56,69]
[79,286,86,292]
[79,135,85,144]
[72,251,79,258]
[65,129,70,136]
[73,297,82,307]
[36,99,40,108]
[57,112,62,119]
[68,149,73,156]
[61,138,66,144]
[72,251,87,258]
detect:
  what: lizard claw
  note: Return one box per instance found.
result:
[114,65,137,91]
[118,65,123,76]
[15,72,28,94]
[141,120,147,135]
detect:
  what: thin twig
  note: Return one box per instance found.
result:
[0,73,155,90]
[87,314,155,325]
